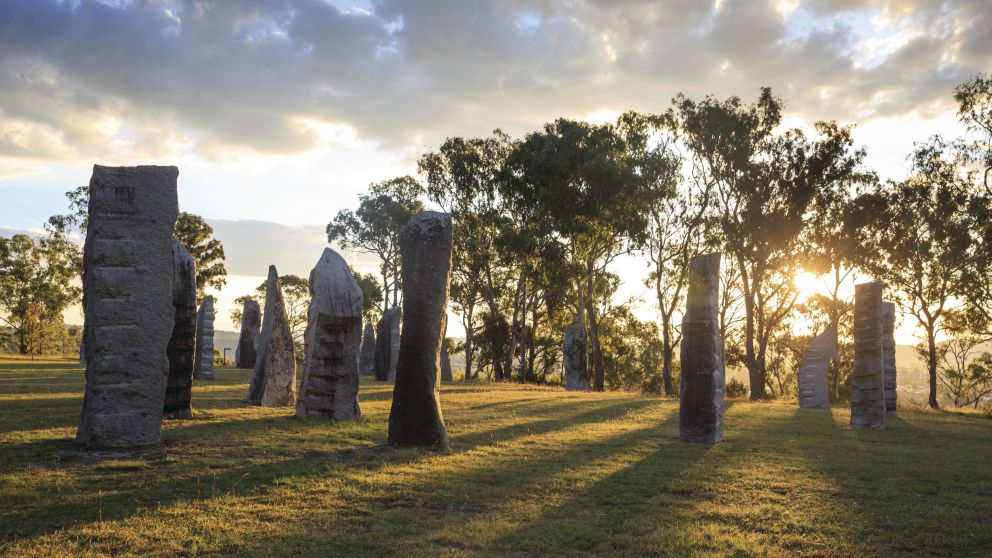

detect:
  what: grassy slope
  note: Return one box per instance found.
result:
[0,359,990,557]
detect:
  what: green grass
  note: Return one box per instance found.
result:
[0,359,990,557]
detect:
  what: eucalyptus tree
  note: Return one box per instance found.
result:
[674,88,870,399]
[854,138,977,409]
[502,113,679,390]
[954,73,992,192]
[326,176,424,313]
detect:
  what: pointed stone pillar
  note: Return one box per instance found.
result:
[297,248,363,419]
[374,306,400,381]
[235,299,261,369]
[679,252,724,444]
[76,165,178,448]
[797,324,837,409]
[193,296,215,380]
[359,322,376,376]
[851,281,886,429]
[247,266,297,406]
[388,211,452,450]
[563,322,589,391]
[882,302,897,416]
[164,238,197,419]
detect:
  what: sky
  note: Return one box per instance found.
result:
[0,0,989,342]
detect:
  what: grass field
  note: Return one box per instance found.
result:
[1,358,990,557]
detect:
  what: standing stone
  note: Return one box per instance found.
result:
[235,299,261,369]
[193,296,215,380]
[851,281,886,429]
[247,266,297,406]
[296,248,363,419]
[882,302,897,416]
[374,307,401,381]
[679,252,724,444]
[797,324,837,409]
[563,322,590,391]
[79,342,86,366]
[76,165,178,448]
[441,345,453,382]
[164,238,197,419]
[388,211,452,450]
[359,322,376,376]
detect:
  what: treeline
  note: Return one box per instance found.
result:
[330,77,992,409]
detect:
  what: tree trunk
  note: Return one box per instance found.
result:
[741,264,767,400]
[587,298,605,392]
[927,325,940,409]
[463,299,474,381]
[660,313,674,397]
[518,278,528,383]
[505,273,524,382]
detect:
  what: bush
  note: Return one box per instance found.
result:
[726,378,748,398]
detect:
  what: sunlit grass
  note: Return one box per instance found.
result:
[0,358,990,556]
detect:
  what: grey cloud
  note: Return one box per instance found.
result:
[0,0,989,159]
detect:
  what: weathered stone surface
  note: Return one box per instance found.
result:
[797,324,837,410]
[359,322,376,376]
[164,238,196,419]
[297,248,363,419]
[247,266,297,407]
[679,252,724,444]
[441,345,453,382]
[563,322,589,391]
[193,296,215,380]
[388,211,452,450]
[76,165,178,448]
[882,302,897,416]
[374,307,400,381]
[851,281,886,429]
[235,299,261,369]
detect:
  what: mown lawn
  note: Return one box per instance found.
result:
[0,358,990,557]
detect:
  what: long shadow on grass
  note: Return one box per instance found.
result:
[0,396,658,544]
[221,405,679,556]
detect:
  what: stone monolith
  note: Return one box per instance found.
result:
[388,211,452,450]
[193,296,215,380]
[882,302,897,416]
[359,322,376,376]
[797,324,837,409]
[247,266,297,406]
[164,238,196,419]
[679,252,724,444]
[76,165,178,448]
[297,248,363,419]
[235,299,261,369]
[374,307,400,381]
[563,322,590,391]
[851,281,885,429]
[441,345,453,382]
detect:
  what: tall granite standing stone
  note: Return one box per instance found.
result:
[679,252,724,444]
[297,248,363,419]
[164,238,197,419]
[247,266,297,406]
[235,299,261,369]
[193,296,215,380]
[797,324,837,409]
[359,322,376,376]
[441,345,453,382]
[388,211,452,450]
[882,302,897,416]
[563,322,590,391]
[76,165,178,448]
[374,307,401,381]
[851,281,886,429]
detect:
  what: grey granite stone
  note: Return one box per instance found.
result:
[797,324,837,409]
[679,252,724,444]
[851,281,886,429]
[164,238,196,419]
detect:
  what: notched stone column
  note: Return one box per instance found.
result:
[798,324,837,409]
[297,248,363,419]
[851,281,886,429]
[193,296,215,380]
[247,265,297,406]
[236,299,261,369]
[679,252,724,444]
[387,211,452,450]
[374,306,400,382]
[164,238,196,420]
[76,165,178,448]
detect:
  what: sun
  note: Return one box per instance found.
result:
[794,270,825,303]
